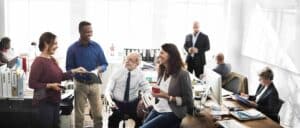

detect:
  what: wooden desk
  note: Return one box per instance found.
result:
[201,98,282,128]
[221,99,282,128]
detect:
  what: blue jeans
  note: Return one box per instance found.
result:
[140,109,181,128]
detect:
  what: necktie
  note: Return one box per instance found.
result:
[124,71,131,101]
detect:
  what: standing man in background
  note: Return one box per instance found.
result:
[66,21,108,128]
[184,21,210,78]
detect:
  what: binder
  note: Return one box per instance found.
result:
[11,70,18,96]
[0,71,2,97]
[17,72,25,97]
[7,71,12,97]
[2,69,8,97]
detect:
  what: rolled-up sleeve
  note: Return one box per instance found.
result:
[97,46,108,72]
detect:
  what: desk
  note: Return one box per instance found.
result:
[0,89,74,128]
[202,98,282,128]
[222,99,282,128]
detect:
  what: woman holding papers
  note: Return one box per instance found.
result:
[241,67,281,123]
[29,32,86,128]
[140,43,194,128]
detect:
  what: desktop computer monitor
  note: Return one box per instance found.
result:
[204,68,222,105]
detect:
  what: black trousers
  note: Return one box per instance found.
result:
[187,61,204,78]
[108,99,142,128]
[33,101,60,128]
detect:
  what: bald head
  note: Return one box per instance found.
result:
[193,21,200,34]
[125,52,141,71]
[216,53,224,64]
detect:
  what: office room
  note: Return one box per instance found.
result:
[0,0,299,128]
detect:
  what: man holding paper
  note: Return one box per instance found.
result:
[66,21,108,128]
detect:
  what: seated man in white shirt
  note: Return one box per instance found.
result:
[105,52,150,128]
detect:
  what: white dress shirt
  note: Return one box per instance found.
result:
[256,86,269,102]
[105,67,150,102]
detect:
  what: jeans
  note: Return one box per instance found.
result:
[140,109,181,128]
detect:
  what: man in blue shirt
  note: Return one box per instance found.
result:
[66,21,108,128]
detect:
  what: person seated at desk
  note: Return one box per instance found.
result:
[105,52,150,128]
[240,67,280,122]
[140,43,194,128]
[0,37,16,66]
[213,53,231,81]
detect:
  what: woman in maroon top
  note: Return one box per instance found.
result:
[29,32,86,128]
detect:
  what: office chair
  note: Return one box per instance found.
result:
[222,72,248,94]
[270,98,284,123]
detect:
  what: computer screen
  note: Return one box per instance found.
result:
[204,67,222,105]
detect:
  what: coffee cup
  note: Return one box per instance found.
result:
[152,86,160,93]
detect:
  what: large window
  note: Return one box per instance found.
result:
[5,0,226,63]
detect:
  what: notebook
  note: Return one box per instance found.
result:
[234,94,252,107]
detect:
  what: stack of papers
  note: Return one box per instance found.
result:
[230,109,266,121]
[218,119,249,128]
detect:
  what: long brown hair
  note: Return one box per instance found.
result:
[158,43,184,79]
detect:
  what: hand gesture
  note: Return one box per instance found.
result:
[47,83,61,92]
[72,67,87,73]
[151,89,169,99]
[188,48,193,54]
[193,47,198,53]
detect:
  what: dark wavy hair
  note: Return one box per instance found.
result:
[158,43,184,79]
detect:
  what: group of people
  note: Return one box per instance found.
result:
[1,19,279,128]
[184,21,282,124]
[29,21,106,128]
[26,20,194,128]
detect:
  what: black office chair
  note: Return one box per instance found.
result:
[270,98,284,123]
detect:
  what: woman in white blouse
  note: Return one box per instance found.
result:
[140,43,194,128]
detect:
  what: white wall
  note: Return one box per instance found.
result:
[0,0,4,36]
[227,0,300,127]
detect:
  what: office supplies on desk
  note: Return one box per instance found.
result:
[230,108,266,121]
[233,94,253,107]
[218,119,249,128]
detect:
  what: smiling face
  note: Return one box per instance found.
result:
[158,49,169,66]
[125,53,140,71]
[80,25,93,44]
[47,39,58,55]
